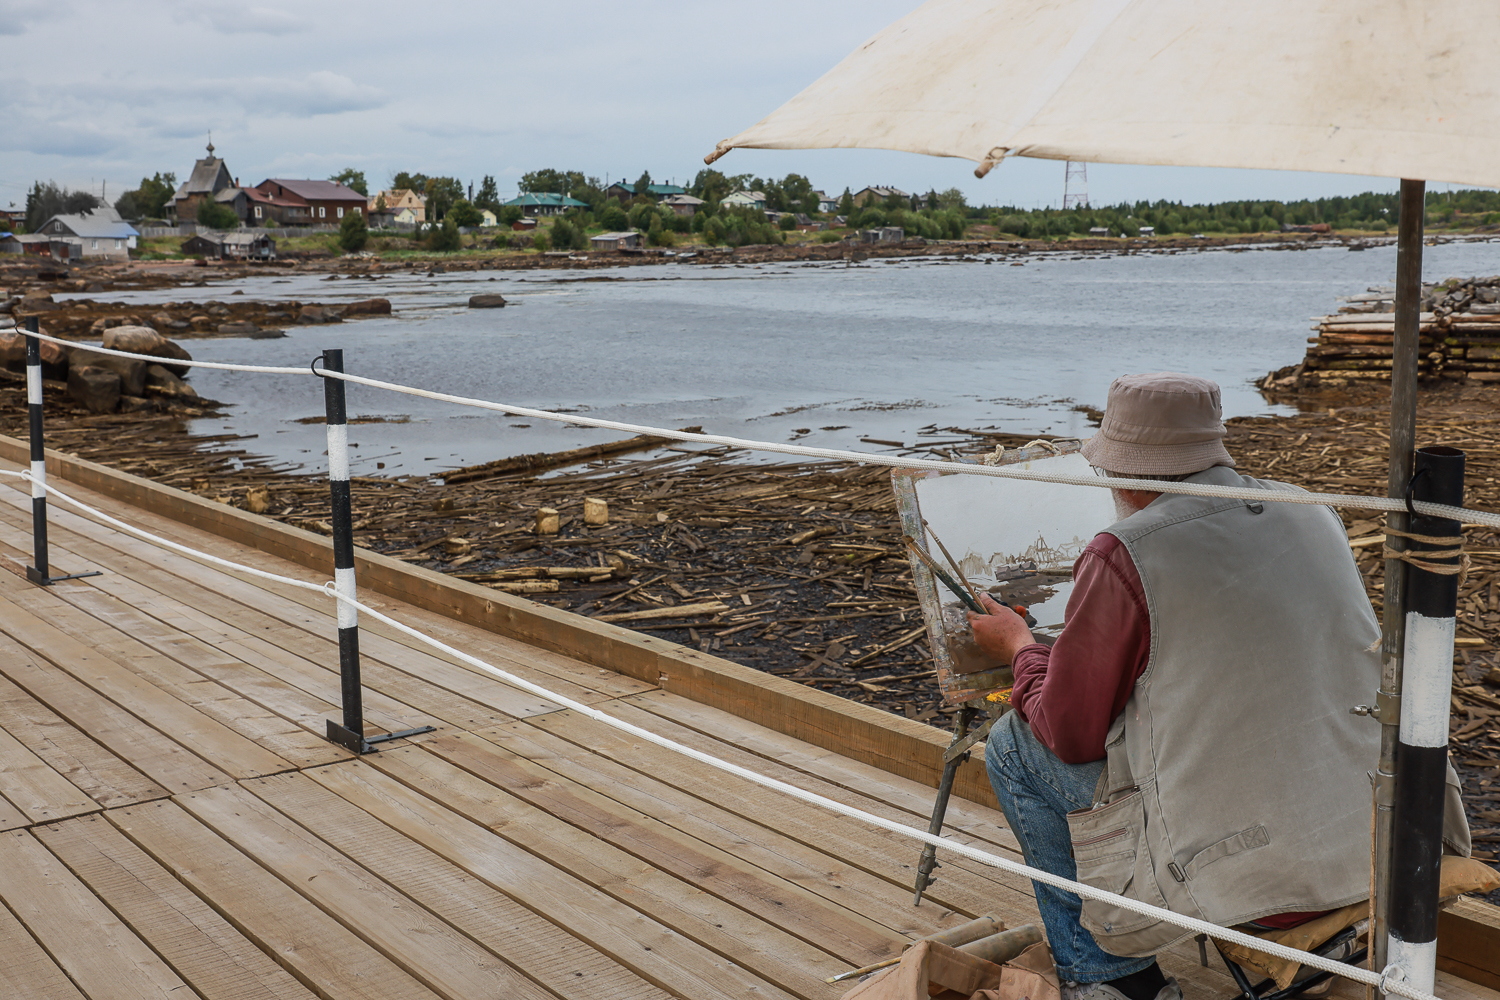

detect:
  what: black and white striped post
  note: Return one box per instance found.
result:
[316,349,433,755]
[22,317,99,587]
[1385,445,1464,994]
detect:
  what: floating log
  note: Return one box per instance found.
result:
[442,427,703,484]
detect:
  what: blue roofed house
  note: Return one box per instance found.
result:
[34,205,140,259]
[503,193,589,217]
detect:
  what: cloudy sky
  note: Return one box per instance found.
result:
[0,0,1438,213]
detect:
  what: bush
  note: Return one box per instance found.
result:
[600,203,628,231]
[815,230,844,243]
[551,218,587,251]
[531,231,551,252]
[448,199,482,228]
[427,217,461,251]
[704,217,726,246]
[778,214,797,231]
[338,210,369,252]
[197,199,240,230]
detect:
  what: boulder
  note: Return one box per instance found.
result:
[217,321,262,337]
[19,293,58,312]
[145,364,199,399]
[468,294,508,308]
[69,348,146,396]
[343,297,392,316]
[101,325,192,377]
[68,365,121,413]
[0,328,67,375]
[297,305,343,324]
[248,327,286,339]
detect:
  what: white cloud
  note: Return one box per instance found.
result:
[182,1,308,35]
[0,0,71,35]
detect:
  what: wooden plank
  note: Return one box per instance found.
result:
[418,727,909,963]
[621,689,1023,854]
[1440,897,1500,989]
[0,578,281,783]
[0,630,191,801]
[525,707,1025,917]
[315,751,822,1000]
[245,771,671,1000]
[0,665,165,809]
[34,815,317,1000]
[176,782,558,1000]
[0,718,97,825]
[108,799,444,1000]
[0,828,199,999]
[0,788,29,832]
[34,585,346,768]
[0,881,88,999]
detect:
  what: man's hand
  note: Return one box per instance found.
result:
[966,593,1036,666]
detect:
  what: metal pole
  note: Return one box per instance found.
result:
[1385,446,1463,995]
[1371,178,1424,971]
[24,317,50,585]
[318,350,434,755]
[322,349,366,752]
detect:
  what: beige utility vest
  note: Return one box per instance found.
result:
[1066,466,1380,957]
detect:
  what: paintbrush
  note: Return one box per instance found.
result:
[902,534,988,614]
[922,518,984,607]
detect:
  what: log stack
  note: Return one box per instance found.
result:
[1261,276,1500,388]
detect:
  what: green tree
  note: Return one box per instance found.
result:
[600,203,629,231]
[115,172,176,220]
[330,168,367,195]
[338,209,369,251]
[196,199,240,230]
[26,181,100,231]
[837,188,855,216]
[551,218,588,251]
[427,216,461,251]
[778,213,797,231]
[633,170,653,196]
[423,177,464,221]
[448,199,482,228]
[391,171,429,195]
[691,169,732,204]
[498,205,523,226]
[475,175,501,214]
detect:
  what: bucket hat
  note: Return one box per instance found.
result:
[1080,372,1235,475]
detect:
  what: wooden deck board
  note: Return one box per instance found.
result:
[0,466,1492,1000]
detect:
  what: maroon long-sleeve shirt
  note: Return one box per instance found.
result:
[1009,532,1152,764]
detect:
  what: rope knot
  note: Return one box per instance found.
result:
[1381,526,1469,586]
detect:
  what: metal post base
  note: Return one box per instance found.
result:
[326,719,436,755]
[26,567,102,586]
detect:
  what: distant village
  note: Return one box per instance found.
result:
[0,141,945,263]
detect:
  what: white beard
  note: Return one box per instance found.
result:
[1112,489,1143,522]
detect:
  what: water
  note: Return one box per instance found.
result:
[72,239,1500,477]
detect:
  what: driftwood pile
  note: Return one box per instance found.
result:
[1261,277,1500,388]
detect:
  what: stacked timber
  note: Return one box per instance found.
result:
[1261,276,1500,388]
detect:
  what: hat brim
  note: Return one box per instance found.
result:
[1080,433,1235,476]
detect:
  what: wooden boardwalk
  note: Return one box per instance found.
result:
[0,462,1493,1000]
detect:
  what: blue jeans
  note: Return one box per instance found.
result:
[985,711,1156,983]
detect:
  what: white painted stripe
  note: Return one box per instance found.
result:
[335,566,358,629]
[30,460,45,499]
[26,366,41,406]
[1400,612,1456,748]
[326,422,350,482]
[1386,936,1436,997]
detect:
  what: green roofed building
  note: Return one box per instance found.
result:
[504,192,589,216]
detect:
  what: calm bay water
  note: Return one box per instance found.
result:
[75,238,1500,477]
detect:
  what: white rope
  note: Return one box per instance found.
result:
[333,583,1433,1000]
[0,466,1434,999]
[19,328,310,375]
[317,369,1499,530]
[17,472,325,594]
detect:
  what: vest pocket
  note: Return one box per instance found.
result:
[1068,788,1168,937]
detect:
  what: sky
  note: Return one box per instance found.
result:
[0,0,1466,214]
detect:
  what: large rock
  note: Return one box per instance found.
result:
[468,294,507,308]
[343,298,391,316]
[297,305,343,324]
[101,325,192,377]
[68,365,121,413]
[69,348,146,396]
[145,364,199,399]
[0,328,68,376]
[217,321,262,337]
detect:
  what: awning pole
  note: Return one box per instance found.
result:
[1371,177,1425,974]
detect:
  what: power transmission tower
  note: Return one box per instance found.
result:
[1063,161,1089,210]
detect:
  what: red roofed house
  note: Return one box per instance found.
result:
[252,179,366,226]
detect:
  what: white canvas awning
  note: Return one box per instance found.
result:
[708,0,1500,188]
